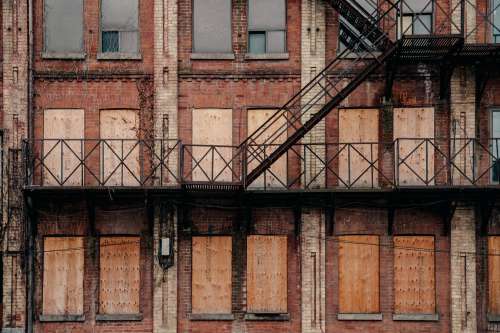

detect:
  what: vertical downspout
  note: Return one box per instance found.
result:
[26,0,35,329]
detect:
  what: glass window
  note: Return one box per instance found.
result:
[493,0,500,43]
[44,0,84,53]
[193,0,232,53]
[400,0,433,36]
[491,110,500,182]
[101,0,139,54]
[248,0,286,54]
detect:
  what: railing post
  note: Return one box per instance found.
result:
[241,144,247,188]
[179,141,184,185]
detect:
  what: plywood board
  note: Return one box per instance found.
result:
[489,236,500,314]
[338,235,379,313]
[339,109,379,187]
[393,108,435,185]
[100,110,140,186]
[192,109,233,182]
[247,235,287,313]
[192,236,232,314]
[42,237,84,315]
[247,109,287,188]
[43,109,85,186]
[99,237,140,314]
[394,236,435,314]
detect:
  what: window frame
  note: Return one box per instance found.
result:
[99,0,141,56]
[191,0,233,54]
[490,109,500,184]
[42,0,85,56]
[247,0,287,54]
[492,0,500,43]
[398,0,434,37]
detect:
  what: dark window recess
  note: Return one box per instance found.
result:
[101,0,139,53]
[44,0,84,53]
[338,0,377,52]
[193,0,232,53]
[248,0,286,54]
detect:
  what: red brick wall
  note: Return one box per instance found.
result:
[33,196,153,333]
[326,207,450,333]
[177,207,301,333]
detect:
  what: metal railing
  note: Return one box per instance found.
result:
[23,139,180,187]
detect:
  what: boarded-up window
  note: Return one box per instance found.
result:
[394,236,435,314]
[489,236,500,314]
[100,110,140,186]
[247,235,287,313]
[193,0,232,52]
[44,0,84,53]
[339,109,379,188]
[43,109,85,186]
[192,237,232,314]
[394,108,434,186]
[99,236,140,314]
[338,235,379,313]
[247,109,287,188]
[42,237,84,315]
[192,109,233,182]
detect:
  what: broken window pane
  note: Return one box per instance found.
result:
[101,0,139,53]
[44,0,83,53]
[193,0,232,53]
[247,0,286,54]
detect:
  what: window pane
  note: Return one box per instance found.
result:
[493,0,500,42]
[492,111,500,182]
[402,0,433,13]
[401,15,412,35]
[102,0,138,30]
[267,30,286,53]
[249,32,266,53]
[120,31,139,53]
[413,14,432,34]
[102,31,119,52]
[193,0,232,53]
[248,0,286,30]
[44,0,83,52]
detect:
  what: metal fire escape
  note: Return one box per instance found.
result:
[240,0,464,188]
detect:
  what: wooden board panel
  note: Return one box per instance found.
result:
[42,237,84,315]
[192,236,232,314]
[247,109,287,188]
[43,109,85,186]
[393,108,435,186]
[192,109,233,182]
[338,235,379,313]
[489,236,500,314]
[394,236,435,314]
[339,109,379,187]
[247,235,287,313]
[100,110,140,186]
[99,236,140,314]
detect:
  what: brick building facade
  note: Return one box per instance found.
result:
[0,0,499,332]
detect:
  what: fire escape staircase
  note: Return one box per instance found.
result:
[240,0,467,188]
[241,0,399,187]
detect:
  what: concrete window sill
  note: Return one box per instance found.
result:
[337,313,383,321]
[2,329,24,333]
[189,313,234,321]
[393,313,439,321]
[95,313,143,321]
[244,53,289,60]
[244,313,290,321]
[97,53,142,60]
[39,314,85,322]
[337,51,382,59]
[190,53,235,60]
[42,52,86,60]
[488,313,500,322]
